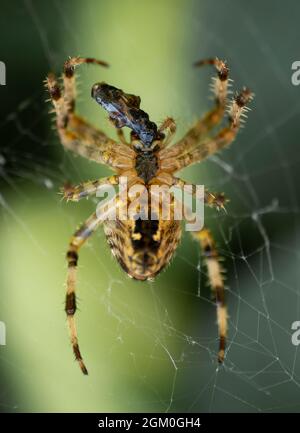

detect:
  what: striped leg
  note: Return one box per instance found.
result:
[159,87,253,172]
[158,117,177,149]
[46,56,109,137]
[159,58,229,160]
[192,228,227,363]
[46,58,135,169]
[65,212,103,375]
[63,57,108,116]
[171,177,228,211]
[192,58,230,133]
[62,175,119,202]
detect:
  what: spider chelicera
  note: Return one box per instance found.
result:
[46,56,253,374]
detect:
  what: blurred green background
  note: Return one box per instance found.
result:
[0,0,300,412]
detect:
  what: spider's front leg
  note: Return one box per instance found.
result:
[159,58,230,160]
[158,117,177,149]
[192,58,229,133]
[46,57,135,170]
[192,228,227,363]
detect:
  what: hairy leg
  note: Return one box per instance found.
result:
[46,58,135,169]
[159,58,230,159]
[62,172,141,203]
[192,228,227,363]
[158,117,177,149]
[63,56,108,115]
[65,211,103,374]
[159,87,253,172]
[62,175,120,202]
[171,177,228,211]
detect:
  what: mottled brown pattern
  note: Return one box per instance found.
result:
[104,217,181,281]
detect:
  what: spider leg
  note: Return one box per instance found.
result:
[159,58,230,159]
[192,228,227,363]
[63,56,132,149]
[65,211,103,374]
[192,58,230,132]
[46,58,135,170]
[116,128,129,146]
[159,87,253,172]
[171,177,228,211]
[158,117,177,149]
[62,56,108,115]
[65,191,122,375]
[61,175,119,202]
[106,117,132,147]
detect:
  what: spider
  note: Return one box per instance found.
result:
[46,56,253,375]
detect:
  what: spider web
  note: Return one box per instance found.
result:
[0,0,300,413]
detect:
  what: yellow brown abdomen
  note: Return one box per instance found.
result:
[104,218,181,280]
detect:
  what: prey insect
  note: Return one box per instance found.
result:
[46,56,253,374]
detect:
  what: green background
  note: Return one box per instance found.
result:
[0,0,300,412]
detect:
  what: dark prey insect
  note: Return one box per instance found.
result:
[46,56,253,374]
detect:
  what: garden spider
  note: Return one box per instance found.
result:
[46,56,253,375]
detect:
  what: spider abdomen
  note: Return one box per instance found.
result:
[103,218,181,280]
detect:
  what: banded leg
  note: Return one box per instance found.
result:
[159,58,230,159]
[65,211,103,375]
[63,56,140,149]
[63,56,108,116]
[159,87,253,172]
[46,56,108,135]
[192,228,227,363]
[193,58,230,133]
[46,60,135,169]
[158,117,177,149]
[62,175,119,202]
[171,177,228,211]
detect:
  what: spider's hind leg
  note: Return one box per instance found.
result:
[192,228,227,363]
[65,211,104,375]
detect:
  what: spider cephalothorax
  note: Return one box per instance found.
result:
[46,56,253,375]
